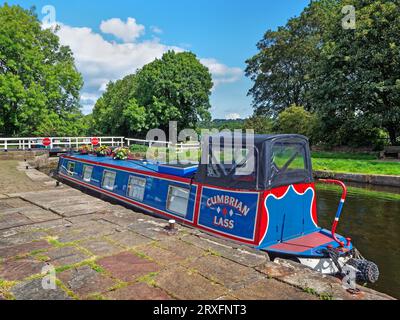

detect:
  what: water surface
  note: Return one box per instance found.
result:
[316,184,400,299]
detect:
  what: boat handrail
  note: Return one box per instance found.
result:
[318,179,351,248]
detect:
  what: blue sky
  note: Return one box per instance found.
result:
[2,0,310,119]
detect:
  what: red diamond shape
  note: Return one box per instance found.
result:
[222,208,228,216]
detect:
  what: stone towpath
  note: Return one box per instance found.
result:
[0,160,394,300]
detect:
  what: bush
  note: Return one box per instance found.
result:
[274,105,317,139]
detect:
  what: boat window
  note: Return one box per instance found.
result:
[166,186,190,217]
[82,165,93,182]
[207,146,256,180]
[127,176,146,202]
[101,170,116,191]
[67,162,75,176]
[270,141,308,184]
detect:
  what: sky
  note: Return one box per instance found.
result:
[2,0,310,119]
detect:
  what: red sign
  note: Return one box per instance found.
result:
[91,137,99,146]
[42,137,51,147]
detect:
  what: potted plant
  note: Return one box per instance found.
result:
[78,145,92,155]
[95,145,111,157]
[113,147,130,160]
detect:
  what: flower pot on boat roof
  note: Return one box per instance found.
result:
[113,147,130,160]
[95,146,111,157]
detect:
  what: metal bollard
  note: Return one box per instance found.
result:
[168,219,176,231]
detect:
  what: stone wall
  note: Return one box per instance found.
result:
[314,170,400,188]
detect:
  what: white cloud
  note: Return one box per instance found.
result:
[200,58,243,87]
[47,19,243,115]
[100,17,145,43]
[225,113,241,120]
[150,26,163,34]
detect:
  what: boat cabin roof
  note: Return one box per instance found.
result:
[196,133,313,190]
[65,154,198,178]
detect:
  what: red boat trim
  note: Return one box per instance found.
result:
[61,155,192,184]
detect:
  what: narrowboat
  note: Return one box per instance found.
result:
[56,133,379,284]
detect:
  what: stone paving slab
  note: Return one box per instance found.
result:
[181,234,268,267]
[154,266,227,300]
[134,243,185,266]
[11,278,72,300]
[48,220,117,243]
[105,231,153,248]
[0,212,33,230]
[0,258,47,281]
[231,278,318,300]
[127,220,175,241]
[97,251,160,282]
[50,204,109,218]
[157,237,206,261]
[45,246,90,267]
[79,238,124,257]
[185,255,262,290]
[0,230,49,248]
[57,265,116,299]
[104,282,172,300]
[0,240,52,259]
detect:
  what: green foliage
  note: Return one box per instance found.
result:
[129,144,149,153]
[246,0,400,147]
[92,51,213,136]
[243,115,273,134]
[312,157,400,176]
[274,105,317,139]
[312,151,378,161]
[0,4,84,136]
[113,147,130,160]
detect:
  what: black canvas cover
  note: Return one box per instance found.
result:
[194,133,313,190]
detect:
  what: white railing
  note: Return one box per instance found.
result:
[0,137,125,150]
[0,136,200,152]
[125,138,200,153]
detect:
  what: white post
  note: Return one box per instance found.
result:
[4,140,7,151]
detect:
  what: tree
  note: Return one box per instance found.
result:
[274,105,317,139]
[91,74,146,136]
[246,0,400,146]
[92,51,213,137]
[135,51,213,132]
[0,4,83,136]
[310,0,400,145]
[245,1,331,116]
[243,115,273,134]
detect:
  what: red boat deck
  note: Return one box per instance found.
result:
[268,232,334,253]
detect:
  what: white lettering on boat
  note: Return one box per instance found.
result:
[206,195,250,216]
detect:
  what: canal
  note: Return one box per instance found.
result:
[316,183,400,299]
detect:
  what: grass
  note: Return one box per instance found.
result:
[312,151,400,176]
[316,182,400,202]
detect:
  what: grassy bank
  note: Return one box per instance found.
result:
[311,151,400,176]
[315,182,400,201]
